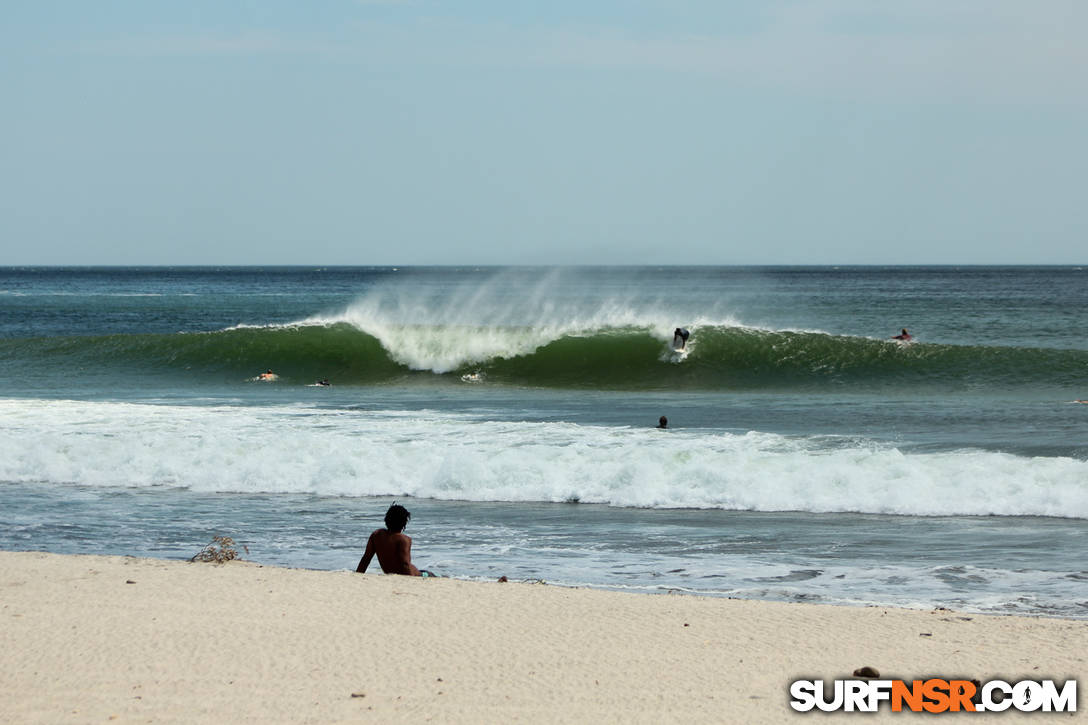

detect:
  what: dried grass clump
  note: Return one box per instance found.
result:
[190,536,246,563]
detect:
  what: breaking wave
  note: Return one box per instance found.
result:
[2,320,1086,392]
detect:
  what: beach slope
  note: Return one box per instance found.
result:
[1,551,1083,723]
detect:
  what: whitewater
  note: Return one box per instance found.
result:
[1,265,1086,616]
[2,399,1086,518]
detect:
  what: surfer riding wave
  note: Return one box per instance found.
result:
[673,327,690,350]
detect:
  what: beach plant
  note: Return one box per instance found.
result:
[190,535,245,563]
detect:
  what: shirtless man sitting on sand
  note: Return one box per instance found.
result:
[356,503,422,576]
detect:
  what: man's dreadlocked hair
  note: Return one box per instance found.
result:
[384,503,411,533]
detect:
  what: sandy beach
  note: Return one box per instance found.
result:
[1,551,1084,724]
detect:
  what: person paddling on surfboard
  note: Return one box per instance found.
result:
[891,328,912,341]
[356,503,433,577]
[673,327,690,350]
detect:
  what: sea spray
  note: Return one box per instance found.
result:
[4,266,1088,618]
[314,266,742,373]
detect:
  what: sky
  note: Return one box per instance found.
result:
[2,1,1086,265]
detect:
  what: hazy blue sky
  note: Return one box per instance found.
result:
[3,1,1085,265]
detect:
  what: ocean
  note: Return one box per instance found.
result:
[1,266,1086,617]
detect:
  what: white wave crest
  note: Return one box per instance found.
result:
[2,399,1086,518]
[295,268,743,373]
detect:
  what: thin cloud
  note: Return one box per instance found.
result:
[80,29,339,58]
[526,3,1087,104]
[69,2,1088,105]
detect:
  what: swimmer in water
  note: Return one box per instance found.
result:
[891,328,912,341]
[258,369,276,381]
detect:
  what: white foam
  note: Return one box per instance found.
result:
[287,269,746,372]
[2,398,1085,518]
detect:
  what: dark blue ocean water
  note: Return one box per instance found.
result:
[1,266,1086,616]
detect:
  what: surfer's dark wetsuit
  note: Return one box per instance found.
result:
[673,328,690,349]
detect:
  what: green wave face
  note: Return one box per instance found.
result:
[2,323,1086,391]
[474,326,1088,390]
[0,324,406,385]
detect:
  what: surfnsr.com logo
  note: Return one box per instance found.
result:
[789,678,1077,713]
